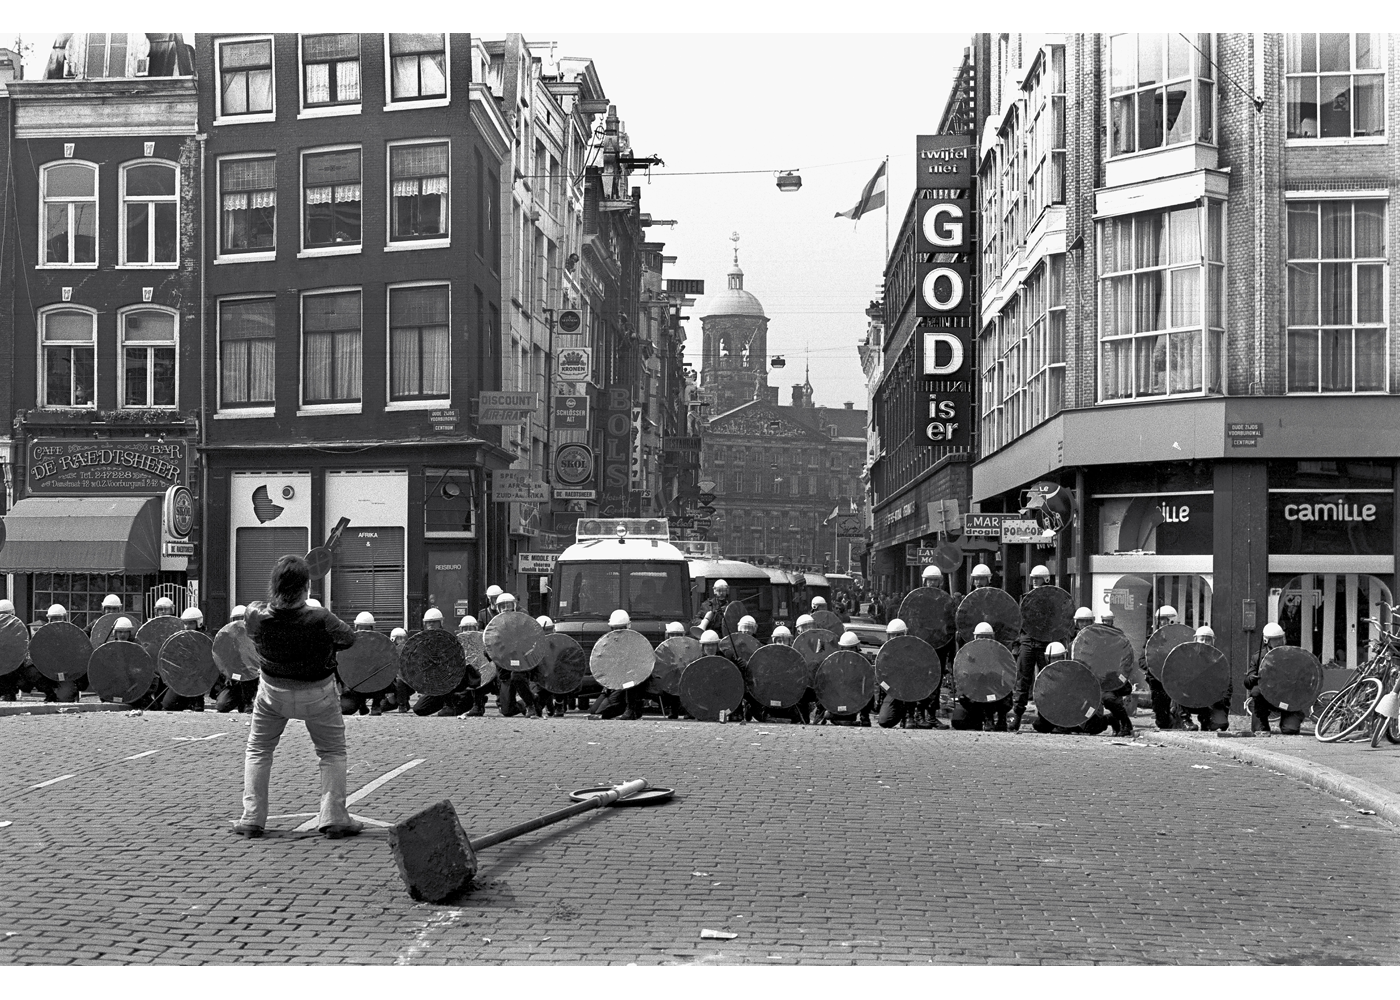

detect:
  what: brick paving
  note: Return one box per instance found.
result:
[0,710,1397,964]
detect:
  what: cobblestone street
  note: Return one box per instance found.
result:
[1,711,1396,964]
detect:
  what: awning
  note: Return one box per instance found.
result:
[0,496,163,574]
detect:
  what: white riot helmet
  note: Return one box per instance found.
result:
[305,598,322,608]
[422,607,444,627]
[837,631,860,648]
[795,614,815,633]
[700,629,719,646]
[113,617,135,634]
[1262,622,1285,641]
[713,579,729,594]
[1030,565,1051,586]
[811,596,828,609]
[737,615,757,634]
[609,609,631,629]
[1045,641,1068,660]
[102,594,121,611]
[921,565,943,584]
[1074,607,1094,623]
[1098,611,1115,626]
[1195,625,1215,642]
[1156,605,1178,622]
[486,585,503,604]
[154,597,175,615]
[46,604,67,620]
[496,593,518,612]
[536,615,554,632]
[973,621,996,638]
[230,605,247,621]
[460,615,479,631]
[0,599,14,615]
[390,627,407,641]
[665,621,685,637]
[354,611,376,628]
[886,618,908,636]
[181,607,204,626]
[771,625,793,644]
[971,564,992,586]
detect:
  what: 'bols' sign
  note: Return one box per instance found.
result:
[28,438,189,495]
[600,388,633,514]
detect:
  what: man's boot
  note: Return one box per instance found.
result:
[317,757,363,839]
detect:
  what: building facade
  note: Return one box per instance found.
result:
[971,32,1400,690]
[195,32,513,630]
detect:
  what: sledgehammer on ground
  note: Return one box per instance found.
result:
[388,778,652,902]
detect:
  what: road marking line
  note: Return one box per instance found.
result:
[294,759,425,832]
[125,750,161,760]
[30,774,75,789]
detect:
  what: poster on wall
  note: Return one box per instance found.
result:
[1096,494,1214,555]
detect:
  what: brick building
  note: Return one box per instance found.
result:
[971,33,1400,692]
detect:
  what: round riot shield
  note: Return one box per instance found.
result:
[1071,624,1136,692]
[793,628,839,684]
[483,610,543,673]
[678,654,745,721]
[29,621,91,682]
[305,546,333,580]
[955,588,1021,647]
[875,634,941,703]
[157,630,220,698]
[811,609,845,634]
[89,611,144,649]
[1019,586,1076,644]
[456,630,492,687]
[722,600,752,636]
[1144,623,1196,680]
[86,641,155,703]
[212,621,264,682]
[529,633,588,695]
[589,629,655,690]
[952,638,1016,703]
[747,643,808,709]
[0,616,29,677]
[1258,646,1324,713]
[898,588,957,648]
[814,649,876,715]
[719,632,761,667]
[337,631,398,694]
[1032,659,1103,729]
[651,636,701,697]
[136,616,183,669]
[1161,642,1231,709]
[401,629,468,696]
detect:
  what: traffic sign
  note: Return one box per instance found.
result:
[697,492,716,505]
[697,480,716,493]
[697,505,716,517]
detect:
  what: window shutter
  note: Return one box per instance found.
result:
[235,526,309,606]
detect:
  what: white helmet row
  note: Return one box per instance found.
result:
[1074,607,1094,621]
[230,605,247,621]
[609,609,631,628]
[795,614,815,629]
[113,617,135,631]
[1045,641,1068,659]
[47,604,67,619]
[886,618,908,636]
[486,585,503,601]
[921,565,943,580]
[390,627,408,640]
[355,611,376,627]
[181,607,204,624]
[1030,565,1051,581]
[665,621,685,637]
[423,607,443,623]
[811,596,828,609]
[1262,622,1285,640]
[102,594,121,610]
[973,621,995,637]
[737,615,757,633]
[771,625,792,640]
[459,615,479,630]
[971,564,992,580]
[837,631,860,648]
[700,629,719,644]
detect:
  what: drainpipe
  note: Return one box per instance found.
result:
[197,131,208,608]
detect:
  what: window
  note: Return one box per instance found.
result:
[1108,33,1215,156]
[40,308,96,407]
[121,162,177,266]
[303,148,361,249]
[219,298,276,408]
[41,162,97,266]
[1286,33,1385,139]
[218,38,273,118]
[387,33,446,103]
[389,142,449,242]
[84,33,130,78]
[120,308,176,408]
[220,156,276,254]
[1099,203,1224,401]
[302,291,362,404]
[302,33,360,108]
[389,285,450,401]
[1287,200,1388,392]
[424,469,476,535]
[486,169,500,271]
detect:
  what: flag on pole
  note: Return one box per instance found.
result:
[824,505,840,524]
[834,161,887,221]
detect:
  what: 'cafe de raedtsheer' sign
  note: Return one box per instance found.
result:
[28,438,190,495]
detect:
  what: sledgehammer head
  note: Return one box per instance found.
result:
[388,799,478,903]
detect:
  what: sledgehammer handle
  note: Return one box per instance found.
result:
[468,778,650,852]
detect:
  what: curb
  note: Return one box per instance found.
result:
[1150,731,1400,828]
[0,702,131,717]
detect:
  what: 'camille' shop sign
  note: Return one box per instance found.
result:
[1268,491,1393,556]
[28,438,190,495]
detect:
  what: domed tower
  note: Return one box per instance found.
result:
[700,234,771,414]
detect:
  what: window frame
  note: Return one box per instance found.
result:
[1284,32,1388,145]
[299,144,363,258]
[382,32,450,112]
[385,281,452,409]
[299,286,363,414]
[214,34,276,126]
[1106,33,1217,160]
[38,160,99,270]
[385,138,451,251]
[216,152,277,263]
[83,33,132,79]
[117,305,178,410]
[38,304,98,409]
[215,294,278,417]
[298,32,363,120]
[118,159,180,269]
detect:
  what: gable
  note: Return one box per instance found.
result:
[706,402,832,441]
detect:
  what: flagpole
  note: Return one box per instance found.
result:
[883,155,890,275]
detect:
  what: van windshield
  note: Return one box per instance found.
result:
[555,561,690,620]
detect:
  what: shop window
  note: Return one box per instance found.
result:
[1108,33,1215,156]
[387,33,447,103]
[1094,572,1213,663]
[119,308,177,408]
[219,156,276,255]
[330,527,404,629]
[219,297,276,408]
[389,284,450,400]
[1286,33,1385,139]
[40,307,97,408]
[302,148,362,250]
[302,290,361,404]
[1286,200,1387,393]
[389,142,449,242]
[235,526,309,606]
[30,573,159,631]
[41,161,98,266]
[120,161,178,266]
[301,33,360,109]
[424,468,476,536]
[217,37,274,119]
[1271,574,1391,671]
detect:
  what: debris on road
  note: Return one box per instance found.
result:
[1357,809,1377,815]
[1191,765,1212,770]
[700,929,737,940]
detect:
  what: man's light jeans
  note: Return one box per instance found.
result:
[239,674,353,830]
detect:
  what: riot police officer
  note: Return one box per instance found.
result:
[653,620,687,719]
[950,621,1011,731]
[1141,605,1193,731]
[0,599,23,702]
[821,631,871,727]
[533,615,567,717]
[698,579,730,635]
[588,610,646,720]
[1031,642,1110,735]
[411,607,461,717]
[876,618,919,729]
[492,593,539,718]
[338,612,386,716]
[1245,623,1302,735]
[157,607,208,712]
[215,605,259,713]
[1010,565,1053,731]
[1190,625,1231,732]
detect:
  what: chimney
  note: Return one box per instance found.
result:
[791,385,803,407]
[844,401,854,409]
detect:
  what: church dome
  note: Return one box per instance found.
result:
[701,262,766,319]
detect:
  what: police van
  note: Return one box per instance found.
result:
[550,519,692,672]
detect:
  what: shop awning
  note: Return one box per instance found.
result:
[0,496,163,574]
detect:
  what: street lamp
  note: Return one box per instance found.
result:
[775,170,802,193]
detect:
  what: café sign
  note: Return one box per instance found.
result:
[28,438,189,495]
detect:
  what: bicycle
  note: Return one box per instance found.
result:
[1369,656,1400,748]
[1314,610,1398,743]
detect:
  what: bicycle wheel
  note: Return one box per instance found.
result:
[1309,689,1340,723]
[1314,677,1383,743]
